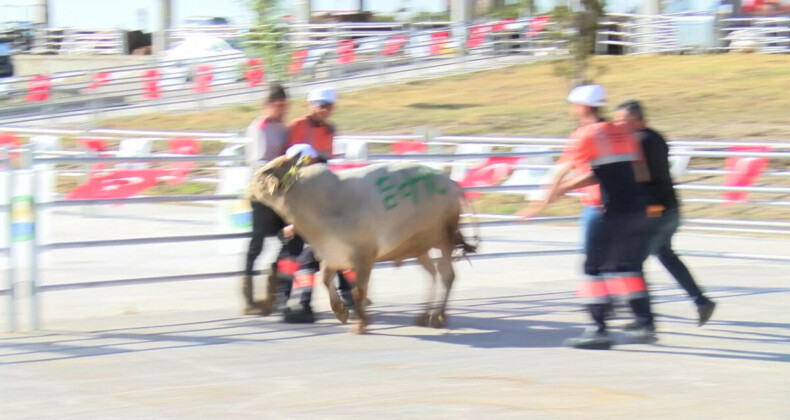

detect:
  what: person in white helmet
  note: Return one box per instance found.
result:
[283,88,356,309]
[521,84,655,350]
[286,87,338,160]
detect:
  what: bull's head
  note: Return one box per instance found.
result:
[250,153,311,207]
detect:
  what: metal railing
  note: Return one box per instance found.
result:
[0,18,566,125]
[597,13,790,55]
[1,131,788,332]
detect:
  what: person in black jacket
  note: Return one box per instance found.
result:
[615,100,716,326]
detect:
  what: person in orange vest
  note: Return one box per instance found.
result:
[614,99,716,326]
[286,87,338,160]
[521,84,655,350]
[284,88,356,309]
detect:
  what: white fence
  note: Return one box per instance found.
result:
[0,128,788,332]
[596,14,790,54]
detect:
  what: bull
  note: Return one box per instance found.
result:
[250,154,477,334]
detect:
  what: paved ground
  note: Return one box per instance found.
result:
[0,205,788,419]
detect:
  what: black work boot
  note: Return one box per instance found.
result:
[242,275,266,316]
[623,323,657,344]
[696,299,716,327]
[563,328,613,350]
[283,305,315,324]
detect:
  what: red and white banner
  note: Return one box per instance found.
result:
[65,169,164,200]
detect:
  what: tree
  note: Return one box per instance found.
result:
[547,1,608,89]
[245,0,290,81]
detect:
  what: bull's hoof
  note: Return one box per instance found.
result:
[430,313,447,329]
[334,307,350,324]
[351,322,366,335]
[414,313,430,327]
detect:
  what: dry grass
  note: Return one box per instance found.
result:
[102,54,790,140]
[95,54,790,221]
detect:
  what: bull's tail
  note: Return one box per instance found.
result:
[453,196,480,262]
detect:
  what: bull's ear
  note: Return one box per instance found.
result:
[264,175,280,195]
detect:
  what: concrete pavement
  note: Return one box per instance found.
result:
[0,206,788,419]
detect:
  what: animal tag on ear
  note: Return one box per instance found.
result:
[297,155,311,167]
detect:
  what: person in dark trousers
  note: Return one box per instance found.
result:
[283,88,355,310]
[270,144,359,324]
[614,100,717,326]
[241,84,290,315]
[522,84,655,350]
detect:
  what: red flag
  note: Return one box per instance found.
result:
[163,137,200,185]
[722,146,772,203]
[338,40,356,64]
[466,24,491,49]
[142,69,161,99]
[458,156,520,199]
[288,50,308,76]
[193,65,213,93]
[87,72,112,90]
[492,18,515,32]
[0,132,20,167]
[65,169,164,200]
[430,31,450,56]
[391,140,427,155]
[25,74,51,102]
[382,34,407,56]
[527,16,550,37]
[244,58,264,87]
[328,162,368,172]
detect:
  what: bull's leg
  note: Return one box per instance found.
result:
[415,252,438,327]
[432,248,456,329]
[350,261,374,335]
[320,262,348,324]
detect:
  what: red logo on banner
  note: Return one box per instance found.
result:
[142,69,161,99]
[338,40,356,64]
[459,156,520,199]
[382,34,408,56]
[288,50,308,76]
[25,74,51,102]
[66,169,164,200]
[193,65,213,93]
[244,58,264,87]
[723,146,772,203]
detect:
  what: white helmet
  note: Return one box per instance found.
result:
[307,87,337,105]
[567,84,607,107]
[285,143,318,160]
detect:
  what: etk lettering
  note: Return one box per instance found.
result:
[376,168,447,211]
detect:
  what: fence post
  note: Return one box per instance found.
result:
[3,148,15,332]
[16,149,40,330]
